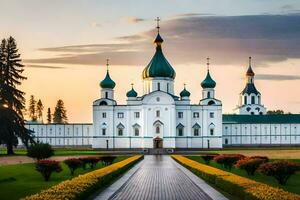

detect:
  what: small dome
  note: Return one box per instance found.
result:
[246,65,255,76]
[100,70,116,89]
[180,87,190,98]
[201,70,216,88]
[126,86,138,97]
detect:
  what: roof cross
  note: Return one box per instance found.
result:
[207,57,210,71]
[106,58,109,71]
[155,17,161,33]
[249,56,252,66]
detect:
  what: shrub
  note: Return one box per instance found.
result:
[172,155,300,200]
[24,155,143,200]
[35,160,62,181]
[101,156,117,166]
[27,143,54,161]
[214,154,245,170]
[258,160,300,185]
[250,156,269,162]
[235,157,266,175]
[79,157,101,169]
[201,154,217,165]
[64,158,83,176]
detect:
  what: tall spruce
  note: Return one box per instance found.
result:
[36,99,44,122]
[53,99,68,124]
[0,37,35,154]
[47,107,51,123]
[28,95,37,121]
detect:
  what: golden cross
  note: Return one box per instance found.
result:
[155,17,160,32]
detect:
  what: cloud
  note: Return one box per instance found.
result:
[173,13,215,18]
[122,17,146,24]
[91,22,101,28]
[26,64,66,69]
[24,14,300,67]
[256,74,300,81]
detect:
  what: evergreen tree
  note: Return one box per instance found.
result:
[36,99,44,122]
[53,99,68,124]
[47,107,52,123]
[28,95,37,121]
[0,37,35,154]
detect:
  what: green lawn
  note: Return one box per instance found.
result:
[0,148,105,156]
[0,156,129,200]
[188,156,300,195]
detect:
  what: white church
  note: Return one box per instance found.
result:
[25,24,300,150]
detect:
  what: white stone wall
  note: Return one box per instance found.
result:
[223,123,300,146]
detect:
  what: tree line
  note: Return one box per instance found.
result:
[27,95,68,124]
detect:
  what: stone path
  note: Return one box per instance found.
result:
[95,155,227,200]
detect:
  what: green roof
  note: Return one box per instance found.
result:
[223,114,300,124]
[201,70,216,88]
[242,83,260,95]
[126,86,138,97]
[100,70,116,89]
[142,33,176,79]
[180,87,190,97]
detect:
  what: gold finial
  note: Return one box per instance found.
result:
[106,58,109,71]
[207,57,210,71]
[155,17,160,33]
[131,83,134,89]
[249,56,252,66]
[184,83,186,89]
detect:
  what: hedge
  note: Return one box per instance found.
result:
[23,155,143,200]
[172,155,300,200]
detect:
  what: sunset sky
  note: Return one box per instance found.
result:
[1,0,300,122]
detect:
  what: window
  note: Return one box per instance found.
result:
[100,101,107,106]
[209,112,214,118]
[117,112,124,118]
[102,128,106,136]
[134,112,140,118]
[258,96,261,104]
[193,112,199,118]
[251,112,254,115]
[210,129,214,135]
[194,128,199,136]
[178,128,183,136]
[134,128,139,136]
[178,112,183,118]
[118,128,123,136]
[156,126,160,134]
[207,91,210,98]
[102,112,106,118]
[244,96,247,104]
[167,83,169,93]
[156,110,160,117]
[157,82,160,91]
[105,92,108,99]
[251,96,255,104]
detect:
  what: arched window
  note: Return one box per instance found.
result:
[225,138,228,144]
[207,91,210,98]
[251,96,255,104]
[134,128,139,136]
[100,101,107,106]
[167,83,169,93]
[118,129,123,136]
[244,96,247,104]
[194,128,199,136]
[258,95,261,104]
[193,123,201,136]
[157,82,160,91]
[156,125,160,134]
[105,92,108,99]
[156,110,160,117]
[208,100,215,105]
[102,128,106,135]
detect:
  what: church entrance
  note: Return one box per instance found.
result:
[153,137,163,149]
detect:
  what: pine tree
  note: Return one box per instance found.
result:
[36,99,44,122]
[28,95,37,121]
[53,99,68,124]
[0,37,35,154]
[47,107,51,124]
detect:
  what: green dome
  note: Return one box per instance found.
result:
[100,70,116,89]
[180,86,190,97]
[201,70,216,88]
[142,33,176,79]
[126,86,138,97]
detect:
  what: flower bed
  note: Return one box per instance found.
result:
[172,155,300,200]
[23,155,143,200]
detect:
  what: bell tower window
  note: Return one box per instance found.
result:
[251,96,255,104]
[105,92,108,99]
[244,96,247,104]
[157,82,160,91]
[207,91,210,98]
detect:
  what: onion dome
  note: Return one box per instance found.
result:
[180,85,190,97]
[242,83,260,95]
[100,70,116,89]
[201,58,216,88]
[246,57,255,76]
[142,22,176,79]
[126,84,138,97]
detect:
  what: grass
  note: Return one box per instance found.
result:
[188,155,300,195]
[0,156,129,200]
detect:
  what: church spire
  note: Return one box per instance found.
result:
[246,56,255,77]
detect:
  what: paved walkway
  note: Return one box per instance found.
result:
[95,155,227,200]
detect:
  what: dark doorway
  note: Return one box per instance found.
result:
[153,137,163,149]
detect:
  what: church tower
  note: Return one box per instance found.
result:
[142,17,176,95]
[99,59,116,100]
[237,57,266,115]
